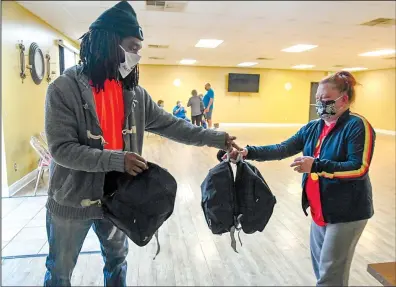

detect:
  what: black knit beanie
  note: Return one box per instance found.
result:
[89,1,144,40]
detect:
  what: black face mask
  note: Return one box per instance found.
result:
[314,96,343,119]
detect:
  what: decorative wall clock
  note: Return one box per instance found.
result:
[28,42,45,85]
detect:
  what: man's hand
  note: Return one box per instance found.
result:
[225,133,242,152]
[204,108,209,113]
[124,152,148,176]
[290,156,315,173]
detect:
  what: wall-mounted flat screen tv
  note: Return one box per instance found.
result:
[227,73,260,93]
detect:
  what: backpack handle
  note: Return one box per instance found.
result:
[235,152,244,163]
[221,151,244,164]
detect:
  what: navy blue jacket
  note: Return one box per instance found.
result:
[246,110,376,224]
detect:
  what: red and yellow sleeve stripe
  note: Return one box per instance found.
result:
[318,114,374,179]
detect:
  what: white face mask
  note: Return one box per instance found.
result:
[119,45,141,78]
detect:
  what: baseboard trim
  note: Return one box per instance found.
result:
[220,123,396,136]
[220,123,304,128]
[8,169,37,197]
[374,129,396,136]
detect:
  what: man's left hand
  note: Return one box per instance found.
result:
[225,133,241,152]
[290,156,315,173]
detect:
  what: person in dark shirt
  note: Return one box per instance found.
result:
[187,90,204,126]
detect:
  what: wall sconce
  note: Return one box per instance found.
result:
[17,41,27,83]
[173,78,181,87]
[45,54,52,83]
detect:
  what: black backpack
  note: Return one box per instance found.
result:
[202,150,276,252]
[102,162,177,259]
[201,161,235,235]
[235,160,276,234]
[201,157,245,252]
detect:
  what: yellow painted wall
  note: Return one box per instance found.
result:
[139,65,327,124]
[2,2,395,187]
[353,69,396,131]
[1,2,79,185]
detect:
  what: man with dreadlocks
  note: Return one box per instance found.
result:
[43,1,239,286]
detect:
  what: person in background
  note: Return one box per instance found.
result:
[203,83,215,128]
[187,89,204,126]
[173,100,189,121]
[228,71,375,286]
[157,99,164,108]
[198,93,207,128]
[43,2,239,286]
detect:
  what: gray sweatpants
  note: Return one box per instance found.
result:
[310,219,368,286]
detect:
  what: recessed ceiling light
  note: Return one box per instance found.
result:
[179,59,197,65]
[282,44,318,53]
[291,64,315,69]
[237,62,258,67]
[342,67,368,72]
[358,49,396,57]
[195,39,223,48]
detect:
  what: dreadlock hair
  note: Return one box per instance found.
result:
[80,29,140,93]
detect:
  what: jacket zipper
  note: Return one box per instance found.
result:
[316,121,341,222]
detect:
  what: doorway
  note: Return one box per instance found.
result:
[309,82,319,121]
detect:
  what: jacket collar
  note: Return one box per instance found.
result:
[318,109,350,132]
[68,65,136,121]
[337,109,351,124]
[319,109,350,126]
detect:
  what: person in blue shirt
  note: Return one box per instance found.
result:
[173,101,190,121]
[203,83,215,128]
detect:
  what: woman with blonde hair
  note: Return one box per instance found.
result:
[228,71,376,286]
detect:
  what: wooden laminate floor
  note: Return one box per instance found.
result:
[2,127,395,286]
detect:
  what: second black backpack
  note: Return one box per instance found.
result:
[235,160,277,234]
[102,162,177,259]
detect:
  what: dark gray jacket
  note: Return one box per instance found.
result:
[45,65,227,220]
[187,95,204,116]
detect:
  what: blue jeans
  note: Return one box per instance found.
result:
[44,210,128,286]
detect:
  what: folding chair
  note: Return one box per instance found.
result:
[39,131,48,146]
[30,136,52,195]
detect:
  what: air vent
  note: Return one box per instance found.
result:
[146,1,187,12]
[360,18,396,27]
[332,64,345,68]
[148,44,169,49]
[256,57,274,61]
[146,1,166,7]
[148,56,165,60]
[384,56,396,60]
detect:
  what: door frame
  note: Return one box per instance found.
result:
[309,82,319,121]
